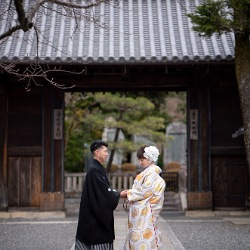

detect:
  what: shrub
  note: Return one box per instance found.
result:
[121,163,136,173]
[164,161,181,172]
[110,164,119,173]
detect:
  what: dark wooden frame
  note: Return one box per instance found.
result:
[0,62,248,211]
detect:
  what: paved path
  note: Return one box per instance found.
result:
[114,211,184,250]
[0,206,250,250]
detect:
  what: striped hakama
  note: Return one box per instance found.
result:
[75,239,113,250]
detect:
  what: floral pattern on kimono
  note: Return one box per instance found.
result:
[127,165,166,250]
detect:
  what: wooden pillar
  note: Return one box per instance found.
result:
[41,87,64,210]
[0,83,8,211]
[187,75,212,210]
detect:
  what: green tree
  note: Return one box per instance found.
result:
[64,92,101,172]
[186,0,250,182]
[85,93,167,172]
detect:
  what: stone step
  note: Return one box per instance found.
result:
[65,191,183,214]
[65,197,80,215]
[163,192,182,211]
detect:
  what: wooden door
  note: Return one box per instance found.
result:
[212,155,246,209]
[8,157,41,207]
[7,87,43,207]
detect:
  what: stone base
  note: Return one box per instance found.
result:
[0,210,65,219]
[40,192,64,211]
[187,191,212,210]
[186,210,250,218]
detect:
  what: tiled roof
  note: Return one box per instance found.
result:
[0,0,235,64]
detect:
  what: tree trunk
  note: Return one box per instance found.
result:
[235,33,250,197]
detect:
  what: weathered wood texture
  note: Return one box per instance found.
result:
[43,87,52,192]
[8,157,42,207]
[187,191,212,210]
[0,83,8,210]
[54,90,64,192]
[6,87,42,207]
[1,64,248,210]
[8,88,42,149]
[0,84,7,175]
[43,87,64,192]
[188,76,210,192]
[54,64,192,91]
[212,155,246,208]
[210,73,244,148]
[210,71,246,209]
[40,192,64,211]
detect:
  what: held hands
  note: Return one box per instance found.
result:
[120,190,129,212]
[120,189,128,199]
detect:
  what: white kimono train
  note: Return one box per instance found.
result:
[127,165,166,250]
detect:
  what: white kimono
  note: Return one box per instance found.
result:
[127,165,166,250]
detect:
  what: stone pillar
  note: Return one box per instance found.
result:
[102,127,124,166]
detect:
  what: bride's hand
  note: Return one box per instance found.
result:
[120,190,128,198]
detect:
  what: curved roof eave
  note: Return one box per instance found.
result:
[0,0,235,64]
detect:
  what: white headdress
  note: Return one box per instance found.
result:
[143,146,159,162]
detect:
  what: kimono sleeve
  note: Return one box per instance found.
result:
[127,173,152,202]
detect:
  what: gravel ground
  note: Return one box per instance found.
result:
[0,219,78,250]
[161,212,250,250]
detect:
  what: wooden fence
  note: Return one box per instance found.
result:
[64,172,179,195]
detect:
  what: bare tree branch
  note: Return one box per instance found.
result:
[28,0,109,21]
[0,0,115,89]
[0,24,22,40]
[14,0,33,31]
[0,62,84,90]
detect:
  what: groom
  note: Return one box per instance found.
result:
[74,140,127,250]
